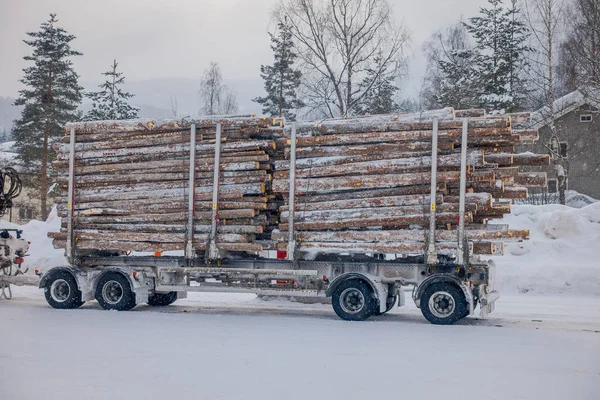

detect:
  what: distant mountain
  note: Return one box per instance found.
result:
[122,77,263,117]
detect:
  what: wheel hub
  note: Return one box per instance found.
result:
[102,281,124,305]
[339,288,365,314]
[50,279,71,303]
[428,291,455,318]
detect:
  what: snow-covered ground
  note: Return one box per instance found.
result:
[2,287,600,400]
[2,202,600,399]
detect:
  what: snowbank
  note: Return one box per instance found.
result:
[0,207,67,273]
[490,202,600,296]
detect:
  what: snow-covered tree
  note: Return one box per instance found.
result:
[466,0,531,112]
[254,19,304,121]
[85,60,139,121]
[12,14,83,220]
[421,21,479,110]
[352,54,399,115]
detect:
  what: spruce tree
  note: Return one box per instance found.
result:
[352,55,399,115]
[437,48,479,109]
[465,0,531,112]
[85,60,139,121]
[12,14,83,220]
[254,19,303,121]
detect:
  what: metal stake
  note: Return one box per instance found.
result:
[185,124,197,259]
[66,127,76,264]
[286,123,297,260]
[426,118,439,265]
[457,119,469,265]
[207,123,222,260]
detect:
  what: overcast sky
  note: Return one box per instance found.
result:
[0,0,488,111]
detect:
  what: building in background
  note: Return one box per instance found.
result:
[523,89,600,199]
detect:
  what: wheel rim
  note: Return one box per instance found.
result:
[428,291,456,318]
[102,280,124,305]
[50,279,71,303]
[339,288,365,314]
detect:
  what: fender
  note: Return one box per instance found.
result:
[39,266,79,289]
[326,272,389,314]
[413,273,474,315]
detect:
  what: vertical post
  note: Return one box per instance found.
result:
[66,127,76,264]
[207,123,222,260]
[185,124,197,259]
[286,123,297,260]
[426,118,439,265]
[456,119,469,265]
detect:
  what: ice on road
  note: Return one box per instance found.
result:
[2,287,599,400]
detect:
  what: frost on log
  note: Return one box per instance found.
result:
[49,108,546,259]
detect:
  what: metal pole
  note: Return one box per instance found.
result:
[185,124,197,259]
[66,127,76,264]
[426,118,439,265]
[286,123,297,260]
[207,123,222,260]
[457,119,469,265]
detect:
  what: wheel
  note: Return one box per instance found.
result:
[374,294,398,316]
[332,279,377,321]
[419,282,468,325]
[95,272,136,311]
[43,271,84,309]
[147,291,177,307]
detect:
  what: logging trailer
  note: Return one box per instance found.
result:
[36,117,499,325]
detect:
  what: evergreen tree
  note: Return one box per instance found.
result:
[465,0,531,112]
[254,19,303,121]
[12,14,83,220]
[85,60,139,121]
[437,48,479,109]
[421,20,479,110]
[352,55,399,115]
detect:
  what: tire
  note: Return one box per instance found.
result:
[43,271,84,309]
[374,294,398,316]
[332,279,377,321]
[95,272,136,311]
[147,291,177,307]
[419,282,468,325]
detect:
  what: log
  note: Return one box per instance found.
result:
[273,152,485,179]
[49,231,249,244]
[271,229,529,242]
[514,172,548,187]
[287,142,455,159]
[278,212,472,231]
[280,194,441,213]
[276,241,474,256]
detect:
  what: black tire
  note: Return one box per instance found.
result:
[332,279,377,321]
[420,282,468,325]
[43,270,84,309]
[95,272,136,311]
[147,291,177,307]
[374,294,398,316]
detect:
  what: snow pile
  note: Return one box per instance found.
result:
[491,202,600,296]
[565,190,598,208]
[0,207,67,273]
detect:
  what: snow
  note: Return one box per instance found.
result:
[491,202,600,296]
[2,287,600,400]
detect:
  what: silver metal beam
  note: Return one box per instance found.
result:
[155,284,323,297]
[158,267,318,276]
[426,118,439,265]
[207,123,222,260]
[185,124,197,259]
[457,119,469,265]
[66,127,76,264]
[286,122,297,260]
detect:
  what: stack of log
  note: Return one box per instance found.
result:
[271,108,546,257]
[50,116,283,255]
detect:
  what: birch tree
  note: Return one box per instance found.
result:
[275,0,410,118]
